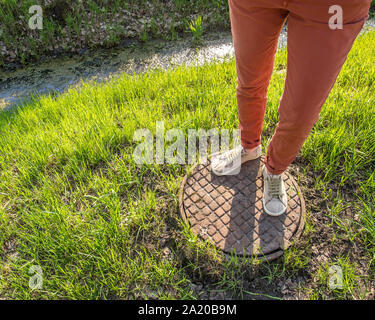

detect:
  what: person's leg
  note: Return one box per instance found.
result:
[265,0,372,175]
[229,0,288,151]
[212,0,288,176]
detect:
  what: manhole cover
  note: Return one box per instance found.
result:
[179,157,306,261]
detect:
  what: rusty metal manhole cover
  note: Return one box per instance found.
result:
[179,157,306,261]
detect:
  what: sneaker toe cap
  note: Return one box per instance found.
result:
[265,199,286,216]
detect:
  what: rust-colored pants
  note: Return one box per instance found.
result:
[229,0,371,174]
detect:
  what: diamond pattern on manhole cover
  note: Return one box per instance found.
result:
[179,157,306,261]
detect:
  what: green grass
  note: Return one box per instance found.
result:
[0,0,374,68]
[0,0,230,68]
[0,29,374,299]
[316,257,364,299]
[189,15,204,45]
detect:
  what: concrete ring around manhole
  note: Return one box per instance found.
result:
[178,157,306,262]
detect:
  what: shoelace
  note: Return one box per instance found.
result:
[267,175,282,199]
[219,146,242,163]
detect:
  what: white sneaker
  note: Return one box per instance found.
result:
[262,165,288,216]
[211,145,261,176]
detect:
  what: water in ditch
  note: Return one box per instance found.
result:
[1,19,374,111]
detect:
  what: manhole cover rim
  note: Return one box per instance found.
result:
[178,159,306,262]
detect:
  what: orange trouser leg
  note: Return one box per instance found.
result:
[265,0,371,174]
[228,0,288,150]
[229,0,371,174]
